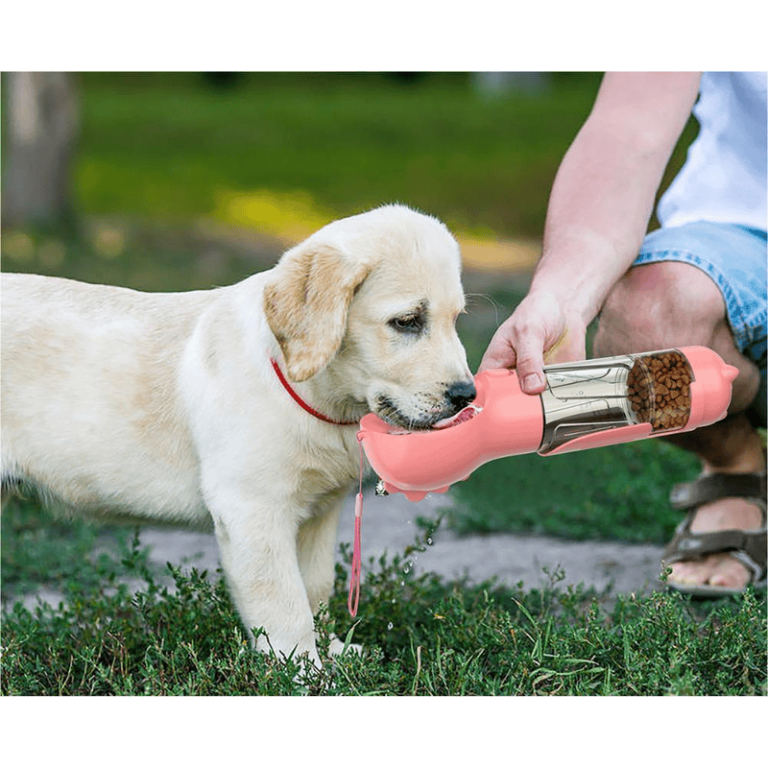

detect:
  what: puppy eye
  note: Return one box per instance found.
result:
[389,314,424,334]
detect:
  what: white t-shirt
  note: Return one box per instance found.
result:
[657,71,767,232]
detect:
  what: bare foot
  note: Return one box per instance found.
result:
[668,441,765,591]
[668,495,763,590]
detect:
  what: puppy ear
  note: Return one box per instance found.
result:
[264,242,371,382]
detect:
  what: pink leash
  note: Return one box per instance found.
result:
[347,434,365,617]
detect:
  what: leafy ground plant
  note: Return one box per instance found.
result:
[2,520,765,696]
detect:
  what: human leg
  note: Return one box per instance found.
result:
[593,222,767,592]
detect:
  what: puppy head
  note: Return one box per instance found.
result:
[264,205,474,429]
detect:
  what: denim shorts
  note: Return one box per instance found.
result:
[634,221,767,425]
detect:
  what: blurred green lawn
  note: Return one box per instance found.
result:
[74,72,607,238]
[2,71,705,549]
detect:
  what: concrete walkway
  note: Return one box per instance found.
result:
[14,480,667,616]
[131,487,665,604]
[340,490,665,596]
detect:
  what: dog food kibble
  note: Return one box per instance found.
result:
[626,350,693,432]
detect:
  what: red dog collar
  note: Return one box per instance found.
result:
[270,357,358,426]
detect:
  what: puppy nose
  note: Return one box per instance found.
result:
[446,380,477,411]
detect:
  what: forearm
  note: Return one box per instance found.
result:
[533,135,663,320]
[479,73,702,381]
[529,72,701,325]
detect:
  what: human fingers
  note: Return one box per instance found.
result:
[478,313,549,394]
[478,321,518,372]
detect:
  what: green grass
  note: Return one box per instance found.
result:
[3,72,763,696]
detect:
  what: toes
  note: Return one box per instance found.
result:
[669,555,750,590]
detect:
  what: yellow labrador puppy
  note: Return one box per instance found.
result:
[1,204,474,667]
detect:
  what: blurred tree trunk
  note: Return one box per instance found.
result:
[2,72,80,229]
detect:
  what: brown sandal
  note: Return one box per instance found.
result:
[662,470,767,597]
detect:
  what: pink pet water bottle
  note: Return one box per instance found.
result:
[358,346,739,501]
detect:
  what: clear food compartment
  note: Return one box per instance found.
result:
[538,348,694,454]
[626,349,693,432]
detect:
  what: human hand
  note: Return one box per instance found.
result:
[478,291,587,394]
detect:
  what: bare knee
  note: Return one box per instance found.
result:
[593,262,727,357]
[593,262,760,412]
